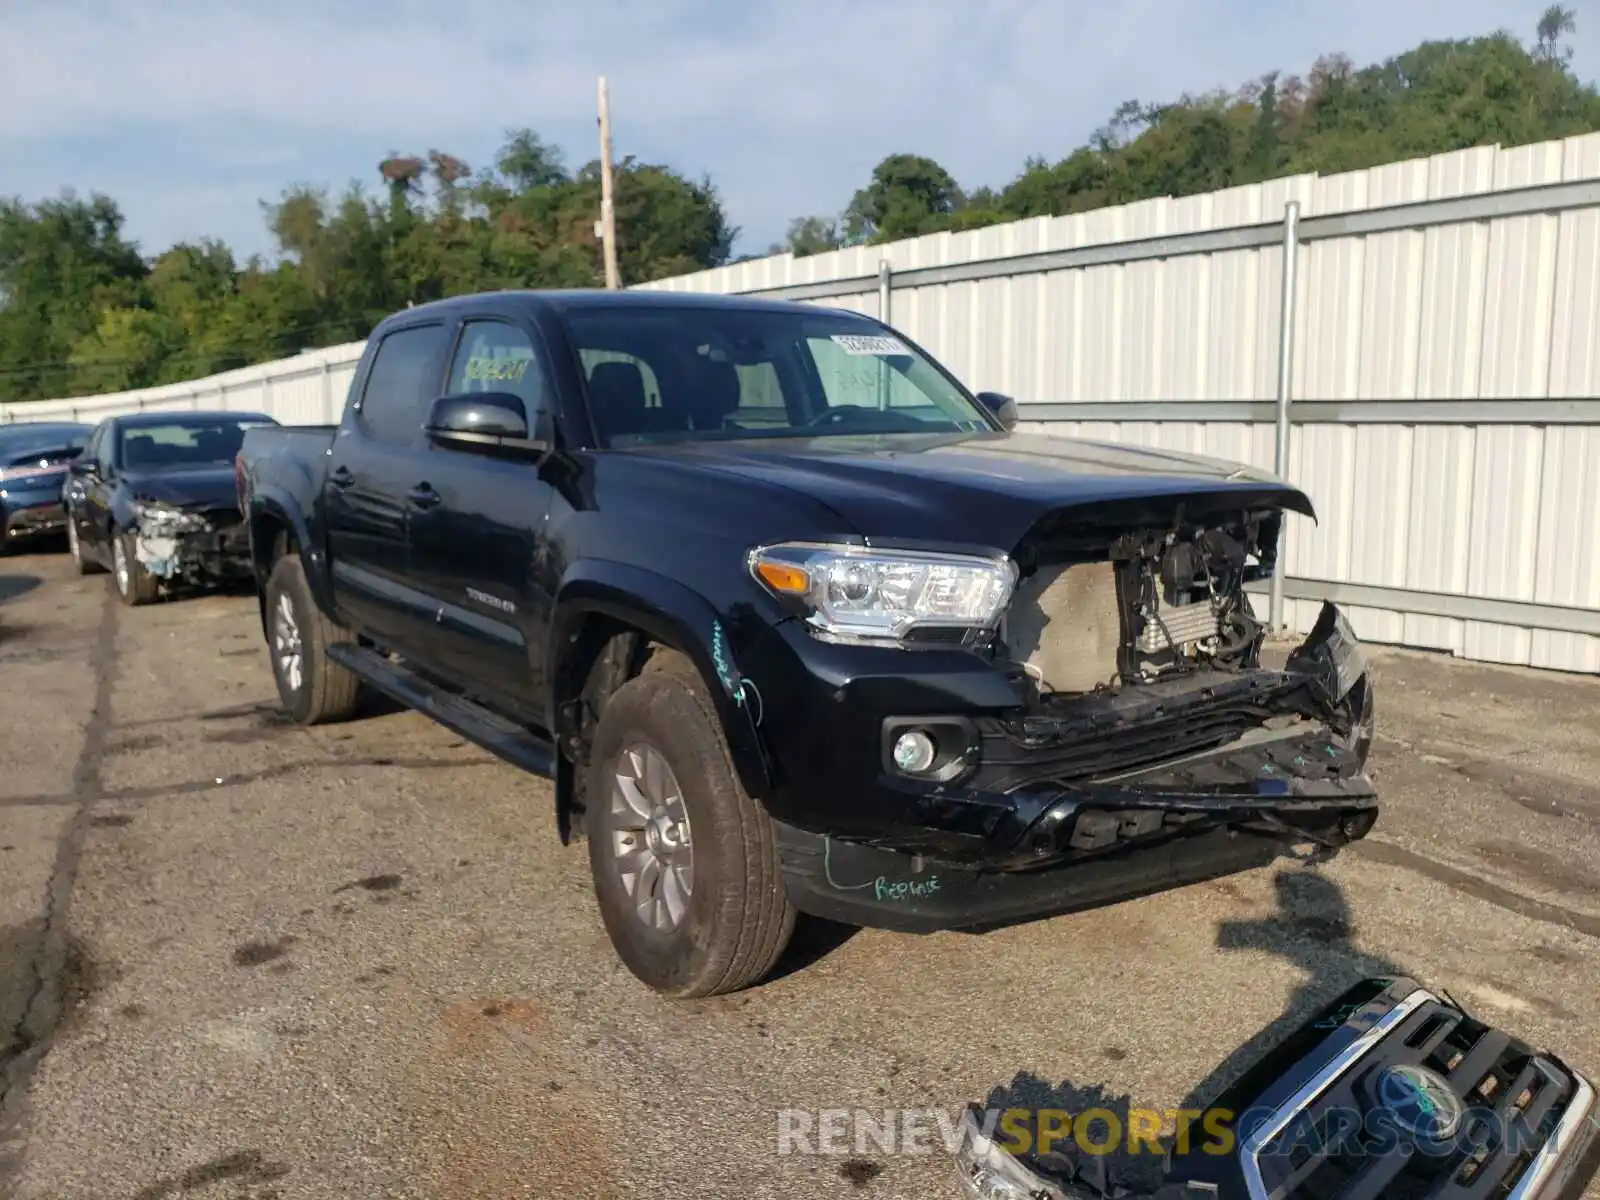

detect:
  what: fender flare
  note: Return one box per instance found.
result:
[546,560,773,802]
[247,488,334,630]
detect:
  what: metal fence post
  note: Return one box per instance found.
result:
[1269,200,1301,635]
[877,260,893,409]
[321,359,334,422]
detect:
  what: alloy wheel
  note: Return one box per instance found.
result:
[112,538,129,594]
[607,742,694,933]
[272,591,304,694]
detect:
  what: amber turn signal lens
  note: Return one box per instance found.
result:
[755,560,810,594]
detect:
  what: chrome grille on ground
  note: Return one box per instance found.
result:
[1244,988,1596,1200]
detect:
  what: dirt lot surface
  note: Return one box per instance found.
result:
[2,546,1597,1199]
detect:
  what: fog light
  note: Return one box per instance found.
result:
[892,729,937,774]
[1341,810,1377,841]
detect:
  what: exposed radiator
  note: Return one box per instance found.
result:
[1004,562,1122,693]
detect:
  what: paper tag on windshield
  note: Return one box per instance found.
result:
[831,334,910,356]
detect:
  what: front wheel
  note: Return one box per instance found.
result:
[111,531,158,605]
[264,553,363,724]
[586,651,795,997]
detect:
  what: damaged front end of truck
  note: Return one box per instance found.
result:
[976,492,1377,865]
[756,486,1380,932]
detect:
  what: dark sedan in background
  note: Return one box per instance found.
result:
[64,410,277,605]
[0,421,92,553]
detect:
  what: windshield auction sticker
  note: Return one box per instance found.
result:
[830,334,910,356]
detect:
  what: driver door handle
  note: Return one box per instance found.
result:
[329,466,355,489]
[407,483,442,510]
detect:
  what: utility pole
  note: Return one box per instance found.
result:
[597,76,621,290]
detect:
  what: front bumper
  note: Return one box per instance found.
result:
[1,488,69,539]
[132,513,253,583]
[737,603,1377,933]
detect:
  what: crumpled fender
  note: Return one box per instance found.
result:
[547,560,772,801]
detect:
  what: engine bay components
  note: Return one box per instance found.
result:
[1002,509,1273,695]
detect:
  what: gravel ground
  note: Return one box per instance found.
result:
[1,546,1597,1200]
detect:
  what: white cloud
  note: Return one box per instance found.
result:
[1,0,1590,258]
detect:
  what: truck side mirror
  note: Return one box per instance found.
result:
[975,391,1019,431]
[425,392,551,459]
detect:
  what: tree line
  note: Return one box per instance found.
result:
[1,7,1592,403]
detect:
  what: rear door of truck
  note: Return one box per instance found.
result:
[324,317,452,654]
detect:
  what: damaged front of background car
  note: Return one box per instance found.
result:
[126,498,250,586]
[63,410,273,606]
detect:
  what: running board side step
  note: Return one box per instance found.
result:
[327,644,556,778]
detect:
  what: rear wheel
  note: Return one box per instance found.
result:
[586,650,795,997]
[111,531,158,605]
[264,553,362,724]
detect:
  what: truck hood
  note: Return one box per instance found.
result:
[120,465,240,509]
[643,430,1314,550]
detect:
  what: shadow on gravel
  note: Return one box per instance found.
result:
[0,918,46,1069]
[0,573,42,605]
[0,924,108,1077]
[765,916,860,984]
[1182,867,1405,1110]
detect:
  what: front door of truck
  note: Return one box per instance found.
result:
[405,316,555,721]
[324,320,451,654]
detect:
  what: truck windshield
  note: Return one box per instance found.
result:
[561,305,995,447]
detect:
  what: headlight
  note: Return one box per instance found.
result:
[748,540,1017,643]
[133,501,210,533]
[954,1123,1070,1200]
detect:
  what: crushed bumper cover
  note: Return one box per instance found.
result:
[770,603,1378,934]
[132,518,252,583]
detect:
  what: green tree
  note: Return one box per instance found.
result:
[843,154,962,243]
[0,192,147,400]
[793,11,1600,245]
[1535,5,1577,65]
[774,215,843,257]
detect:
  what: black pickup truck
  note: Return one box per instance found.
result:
[237,288,1379,998]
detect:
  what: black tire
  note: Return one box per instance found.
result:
[111,530,159,606]
[66,516,104,575]
[586,650,795,998]
[264,553,363,724]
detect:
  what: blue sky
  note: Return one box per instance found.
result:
[2,0,1594,265]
